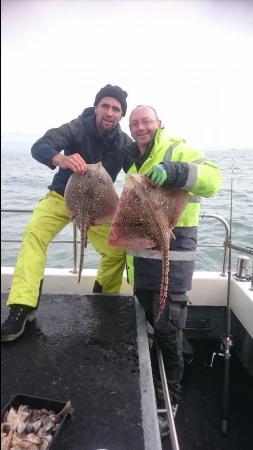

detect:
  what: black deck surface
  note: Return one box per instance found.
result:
[1,294,145,450]
[162,338,253,450]
[1,293,253,450]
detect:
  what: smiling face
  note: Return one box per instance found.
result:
[95,96,123,135]
[129,106,161,154]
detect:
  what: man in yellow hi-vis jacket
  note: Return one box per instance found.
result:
[122,105,222,437]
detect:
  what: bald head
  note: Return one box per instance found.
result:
[129,105,162,154]
[129,105,159,121]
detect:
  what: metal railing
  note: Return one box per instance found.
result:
[199,213,253,275]
[1,208,79,273]
[1,208,253,287]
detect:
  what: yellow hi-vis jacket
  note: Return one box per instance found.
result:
[124,128,222,292]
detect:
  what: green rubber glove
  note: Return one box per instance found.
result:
[146,164,167,186]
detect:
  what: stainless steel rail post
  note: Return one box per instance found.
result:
[199,213,253,276]
[199,213,229,276]
[155,339,180,450]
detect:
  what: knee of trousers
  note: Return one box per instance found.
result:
[22,223,52,249]
[88,224,126,258]
[154,295,188,333]
[156,330,185,382]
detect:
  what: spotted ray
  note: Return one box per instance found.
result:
[108,174,188,321]
[65,162,119,283]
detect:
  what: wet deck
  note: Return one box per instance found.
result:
[162,338,253,450]
[1,293,160,450]
[1,293,253,450]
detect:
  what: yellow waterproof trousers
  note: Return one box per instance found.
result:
[7,191,126,308]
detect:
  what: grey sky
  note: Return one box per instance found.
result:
[2,0,253,149]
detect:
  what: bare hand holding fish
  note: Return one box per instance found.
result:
[52,152,87,174]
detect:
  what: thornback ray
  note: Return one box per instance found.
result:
[108,174,189,320]
[64,162,119,283]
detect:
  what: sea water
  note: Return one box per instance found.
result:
[1,143,253,273]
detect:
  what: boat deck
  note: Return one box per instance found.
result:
[1,293,253,450]
[1,293,160,450]
[162,337,253,450]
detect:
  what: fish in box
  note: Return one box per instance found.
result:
[1,393,73,449]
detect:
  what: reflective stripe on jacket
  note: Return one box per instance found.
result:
[125,129,222,290]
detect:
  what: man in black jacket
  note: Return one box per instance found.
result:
[1,84,132,342]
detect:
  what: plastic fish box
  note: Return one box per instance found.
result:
[1,393,72,449]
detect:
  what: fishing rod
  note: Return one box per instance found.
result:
[210,164,234,436]
[221,169,234,436]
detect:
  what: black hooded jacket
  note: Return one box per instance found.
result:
[31,107,132,196]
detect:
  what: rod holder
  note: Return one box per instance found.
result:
[233,255,251,281]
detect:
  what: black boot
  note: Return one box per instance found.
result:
[1,305,36,342]
[93,280,103,293]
